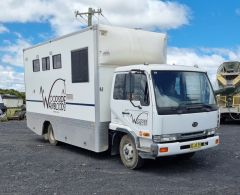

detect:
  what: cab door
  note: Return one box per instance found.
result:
[111,71,153,138]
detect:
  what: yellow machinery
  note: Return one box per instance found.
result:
[216,61,240,121]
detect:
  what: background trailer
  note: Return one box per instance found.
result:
[24,25,166,152]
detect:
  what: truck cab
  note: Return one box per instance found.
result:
[110,64,220,169]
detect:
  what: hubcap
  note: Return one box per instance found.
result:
[123,143,134,161]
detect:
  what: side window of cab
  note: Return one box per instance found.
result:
[113,74,127,100]
[131,73,150,106]
[113,73,150,106]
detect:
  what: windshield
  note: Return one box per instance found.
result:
[152,71,217,115]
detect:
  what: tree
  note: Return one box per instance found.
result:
[0,89,25,101]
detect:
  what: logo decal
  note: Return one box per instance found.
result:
[40,78,66,111]
[192,122,198,127]
[124,111,148,126]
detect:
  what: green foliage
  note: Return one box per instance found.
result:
[0,89,25,101]
[0,115,8,122]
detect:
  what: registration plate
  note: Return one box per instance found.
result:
[190,142,202,150]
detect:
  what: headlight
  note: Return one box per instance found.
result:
[153,134,177,143]
[205,129,215,136]
[152,135,161,142]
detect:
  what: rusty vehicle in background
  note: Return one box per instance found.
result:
[216,61,240,121]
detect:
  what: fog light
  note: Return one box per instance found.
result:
[159,147,168,153]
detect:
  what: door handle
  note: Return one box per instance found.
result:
[122,112,130,115]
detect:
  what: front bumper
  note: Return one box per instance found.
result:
[149,135,219,157]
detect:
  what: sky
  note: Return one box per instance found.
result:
[0,0,240,91]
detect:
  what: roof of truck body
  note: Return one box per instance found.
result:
[23,25,93,51]
[114,64,206,73]
[23,24,166,52]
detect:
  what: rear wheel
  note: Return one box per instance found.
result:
[47,124,58,145]
[119,134,144,169]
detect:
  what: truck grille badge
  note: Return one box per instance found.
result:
[192,122,198,127]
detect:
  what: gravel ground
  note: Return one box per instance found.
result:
[0,120,240,195]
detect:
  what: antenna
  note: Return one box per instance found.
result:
[75,7,102,26]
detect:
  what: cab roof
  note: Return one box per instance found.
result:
[114,64,206,73]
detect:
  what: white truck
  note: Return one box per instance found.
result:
[24,25,219,169]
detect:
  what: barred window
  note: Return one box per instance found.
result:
[33,59,40,72]
[52,54,62,69]
[42,57,50,71]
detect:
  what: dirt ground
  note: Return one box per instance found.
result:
[0,120,240,195]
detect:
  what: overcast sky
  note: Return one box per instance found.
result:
[0,0,240,91]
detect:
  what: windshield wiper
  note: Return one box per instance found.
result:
[199,103,213,112]
[169,106,185,114]
[158,103,214,115]
[180,103,212,112]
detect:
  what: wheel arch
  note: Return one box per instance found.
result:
[110,128,139,156]
[42,120,51,135]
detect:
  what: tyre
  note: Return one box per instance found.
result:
[177,152,195,160]
[119,134,144,169]
[43,133,48,141]
[47,124,58,145]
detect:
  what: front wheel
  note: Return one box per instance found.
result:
[43,133,48,141]
[119,134,144,169]
[47,124,58,145]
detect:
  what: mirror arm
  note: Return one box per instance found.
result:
[129,99,142,109]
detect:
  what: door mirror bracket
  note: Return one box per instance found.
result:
[129,98,142,109]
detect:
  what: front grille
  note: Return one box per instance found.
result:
[159,134,214,144]
[181,131,205,137]
[178,134,215,143]
[178,135,208,143]
[178,131,207,142]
